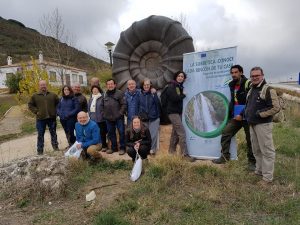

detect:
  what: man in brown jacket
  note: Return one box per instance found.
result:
[245,67,280,184]
[28,80,59,155]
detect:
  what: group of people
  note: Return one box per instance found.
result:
[28,65,279,183]
[28,75,184,163]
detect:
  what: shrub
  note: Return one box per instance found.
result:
[16,58,58,103]
[4,72,22,93]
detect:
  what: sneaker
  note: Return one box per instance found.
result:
[184,155,196,162]
[53,146,60,151]
[101,147,107,152]
[119,149,126,155]
[106,149,113,154]
[150,149,155,155]
[212,156,229,164]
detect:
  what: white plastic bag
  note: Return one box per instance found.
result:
[64,141,83,159]
[130,154,143,182]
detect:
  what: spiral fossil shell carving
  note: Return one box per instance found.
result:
[112,15,195,90]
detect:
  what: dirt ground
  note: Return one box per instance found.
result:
[0,125,176,225]
[0,170,132,225]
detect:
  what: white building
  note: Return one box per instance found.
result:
[0,52,88,89]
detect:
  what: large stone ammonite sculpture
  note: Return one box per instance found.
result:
[112,15,195,90]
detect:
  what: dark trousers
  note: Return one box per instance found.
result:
[127,145,150,162]
[106,118,125,151]
[98,121,108,148]
[36,118,58,153]
[221,118,255,163]
[60,117,76,146]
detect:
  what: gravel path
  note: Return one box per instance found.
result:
[0,105,24,135]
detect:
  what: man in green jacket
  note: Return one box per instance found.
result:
[28,80,59,155]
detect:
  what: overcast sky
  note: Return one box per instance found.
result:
[1,0,299,82]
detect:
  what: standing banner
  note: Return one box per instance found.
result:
[183,47,237,159]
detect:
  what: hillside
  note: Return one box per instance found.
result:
[0,16,109,74]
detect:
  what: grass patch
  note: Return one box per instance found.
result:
[89,108,300,224]
[16,198,30,208]
[273,124,300,157]
[0,94,18,117]
[32,209,66,225]
[21,120,36,133]
[0,103,11,118]
[66,158,131,198]
[93,211,130,225]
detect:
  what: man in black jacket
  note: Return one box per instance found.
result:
[213,65,256,170]
[102,79,127,155]
[72,83,88,112]
[245,67,280,183]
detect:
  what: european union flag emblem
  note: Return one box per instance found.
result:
[200,53,206,58]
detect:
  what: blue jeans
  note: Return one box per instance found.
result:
[60,117,76,146]
[36,118,58,152]
[106,118,125,151]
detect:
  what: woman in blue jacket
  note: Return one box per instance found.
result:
[139,79,160,155]
[57,85,79,146]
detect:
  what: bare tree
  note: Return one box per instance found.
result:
[173,13,191,34]
[39,8,77,86]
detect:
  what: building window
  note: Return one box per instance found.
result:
[49,71,57,82]
[72,74,78,83]
[65,74,71,85]
[79,75,83,84]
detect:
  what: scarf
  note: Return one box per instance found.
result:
[90,93,101,112]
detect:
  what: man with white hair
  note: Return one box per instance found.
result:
[124,79,141,125]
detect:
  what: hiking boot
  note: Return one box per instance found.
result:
[37,151,43,155]
[119,149,126,155]
[248,163,256,172]
[106,149,113,154]
[101,147,107,152]
[184,155,196,162]
[212,156,229,164]
[257,179,272,186]
[254,170,262,176]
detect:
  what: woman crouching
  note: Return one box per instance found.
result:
[126,116,152,162]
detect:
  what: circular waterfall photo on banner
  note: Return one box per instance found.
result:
[184,91,229,138]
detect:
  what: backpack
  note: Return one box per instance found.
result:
[259,84,286,123]
[159,85,171,125]
[248,84,286,123]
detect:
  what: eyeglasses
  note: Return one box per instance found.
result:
[250,75,262,78]
[143,84,150,86]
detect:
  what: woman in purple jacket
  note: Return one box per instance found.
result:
[57,85,79,146]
